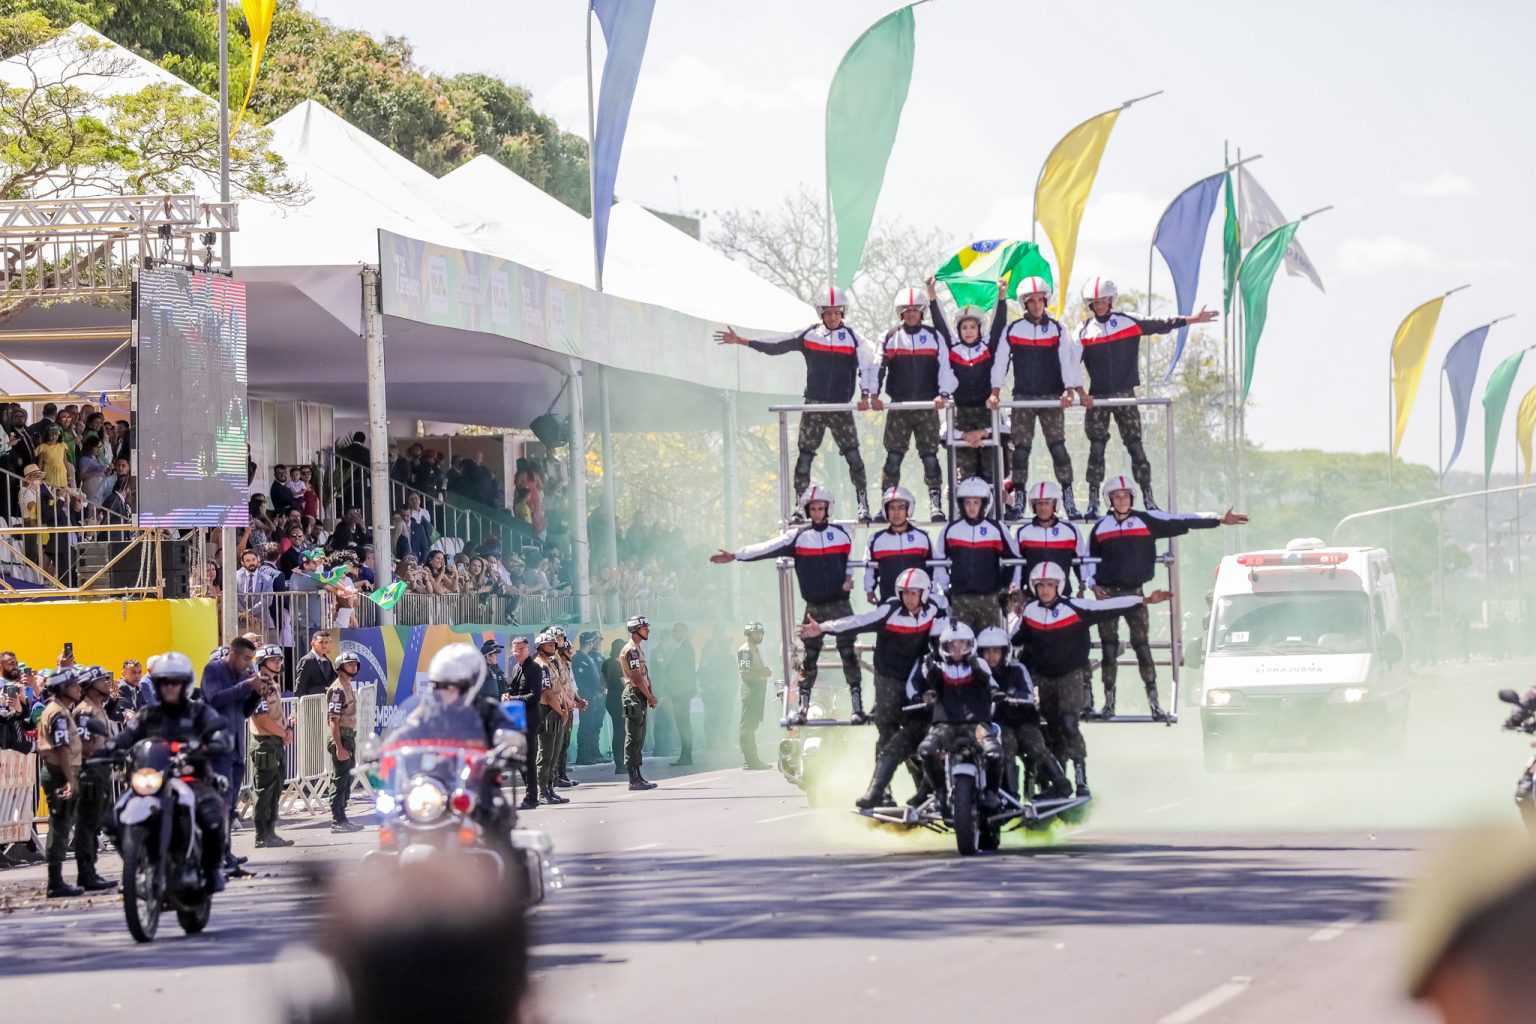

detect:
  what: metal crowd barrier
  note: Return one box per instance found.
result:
[0,749,37,847]
[235,685,379,821]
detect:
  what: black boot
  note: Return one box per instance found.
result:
[1147,687,1170,723]
[519,789,540,810]
[1036,756,1074,801]
[77,870,116,892]
[1004,486,1025,522]
[541,785,570,805]
[928,488,946,522]
[923,761,949,816]
[789,689,812,726]
[1082,498,1100,521]
[260,825,294,848]
[46,866,83,898]
[855,491,873,525]
[855,756,903,809]
[1141,485,1160,512]
[202,838,227,893]
[1061,489,1081,520]
[628,767,657,791]
[848,685,870,725]
[1073,759,1091,799]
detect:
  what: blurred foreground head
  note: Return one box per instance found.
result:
[1402,827,1536,1024]
[288,858,529,1024]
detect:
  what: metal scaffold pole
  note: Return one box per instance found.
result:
[362,267,394,626]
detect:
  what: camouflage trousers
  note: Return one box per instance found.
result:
[882,409,943,491]
[917,722,1003,763]
[796,411,867,496]
[947,590,1005,634]
[1092,585,1157,709]
[1084,389,1152,496]
[1010,395,1074,489]
[1034,666,1088,762]
[800,598,861,693]
[951,405,1000,483]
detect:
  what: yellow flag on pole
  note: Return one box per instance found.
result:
[1034,108,1120,316]
[1517,385,1536,483]
[1389,295,1446,458]
[232,0,278,136]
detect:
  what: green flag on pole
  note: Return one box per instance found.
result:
[934,240,1053,309]
[1222,171,1240,316]
[826,6,916,289]
[1483,348,1528,484]
[1237,221,1299,399]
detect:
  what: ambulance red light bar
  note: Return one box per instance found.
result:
[1236,551,1347,567]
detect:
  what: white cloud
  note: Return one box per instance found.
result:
[970,190,1164,250]
[1336,235,1435,275]
[1397,172,1475,199]
[622,118,700,152]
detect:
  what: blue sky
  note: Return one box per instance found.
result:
[315,0,1536,471]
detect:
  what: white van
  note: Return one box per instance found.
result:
[1198,537,1409,771]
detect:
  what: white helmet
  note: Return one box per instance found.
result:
[814,285,850,311]
[1081,277,1117,305]
[954,305,986,329]
[955,476,992,514]
[938,621,975,660]
[146,651,195,687]
[894,567,931,600]
[1101,474,1136,505]
[881,485,915,516]
[894,286,925,311]
[975,626,1010,652]
[427,642,486,702]
[1027,480,1062,510]
[799,483,835,515]
[1028,562,1068,588]
[1014,275,1052,302]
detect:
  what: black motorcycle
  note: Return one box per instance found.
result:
[1498,689,1536,832]
[93,738,218,942]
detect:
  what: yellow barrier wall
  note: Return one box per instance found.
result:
[0,598,217,670]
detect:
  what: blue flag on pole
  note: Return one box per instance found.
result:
[1441,324,1490,478]
[590,0,655,284]
[1152,172,1224,383]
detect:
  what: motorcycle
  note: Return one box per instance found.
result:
[360,699,560,906]
[92,738,218,942]
[1497,688,1536,832]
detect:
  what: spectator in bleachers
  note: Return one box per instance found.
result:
[101,474,132,522]
[329,507,367,555]
[298,466,321,519]
[424,550,460,595]
[269,465,299,515]
[278,525,307,576]
[76,436,107,501]
[37,424,70,488]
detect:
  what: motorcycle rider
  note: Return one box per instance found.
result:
[250,645,294,849]
[619,616,660,791]
[1014,562,1169,797]
[914,623,1004,815]
[71,666,120,891]
[102,653,233,893]
[713,484,863,725]
[930,281,1003,487]
[990,275,1088,520]
[975,627,1073,802]
[1086,475,1247,719]
[737,622,773,771]
[868,281,951,522]
[933,476,1021,633]
[715,287,877,523]
[863,486,934,603]
[1076,277,1217,515]
[35,670,85,897]
[1014,481,1089,597]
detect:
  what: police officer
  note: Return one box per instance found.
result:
[327,651,363,832]
[71,666,118,891]
[870,282,951,522]
[250,644,294,848]
[35,669,84,897]
[1014,481,1088,597]
[933,476,1021,634]
[573,632,606,765]
[975,627,1072,802]
[716,287,877,522]
[481,638,508,700]
[535,629,575,804]
[736,622,773,771]
[863,486,934,603]
[505,636,545,810]
[619,616,659,791]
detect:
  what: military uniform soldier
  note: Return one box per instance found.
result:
[251,645,294,848]
[70,667,118,892]
[326,653,362,833]
[736,622,773,771]
[35,670,85,897]
[619,616,659,791]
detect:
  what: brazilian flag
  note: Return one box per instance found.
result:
[935,240,1054,310]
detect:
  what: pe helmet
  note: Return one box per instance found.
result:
[535,628,560,648]
[1027,480,1062,511]
[894,567,931,601]
[938,622,976,660]
[814,286,850,311]
[894,286,925,311]
[1101,474,1136,506]
[954,305,986,331]
[881,485,915,517]
[1014,276,1052,303]
[1081,277,1117,306]
[426,643,485,703]
[41,668,79,695]
[335,651,361,671]
[744,621,765,637]
[1028,562,1068,589]
[146,652,195,689]
[798,483,835,516]
[955,476,993,515]
[257,644,285,668]
[975,626,1010,653]
[626,615,650,634]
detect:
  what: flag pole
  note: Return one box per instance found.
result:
[1234,145,1245,529]
[584,2,603,293]
[1032,90,1162,246]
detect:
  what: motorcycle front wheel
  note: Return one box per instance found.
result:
[952,775,979,856]
[120,827,163,943]
[176,897,211,935]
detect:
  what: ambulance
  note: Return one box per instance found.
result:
[1198,538,1410,770]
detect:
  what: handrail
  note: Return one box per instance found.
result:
[767,396,1170,413]
[327,450,517,556]
[0,460,133,526]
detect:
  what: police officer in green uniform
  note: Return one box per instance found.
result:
[70,666,118,892]
[737,622,773,771]
[619,615,658,791]
[250,645,294,848]
[326,652,363,833]
[35,669,84,897]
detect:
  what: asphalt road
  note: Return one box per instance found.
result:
[1,656,1530,1024]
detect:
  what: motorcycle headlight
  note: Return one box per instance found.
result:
[130,767,164,795]
[404,777,448,823]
